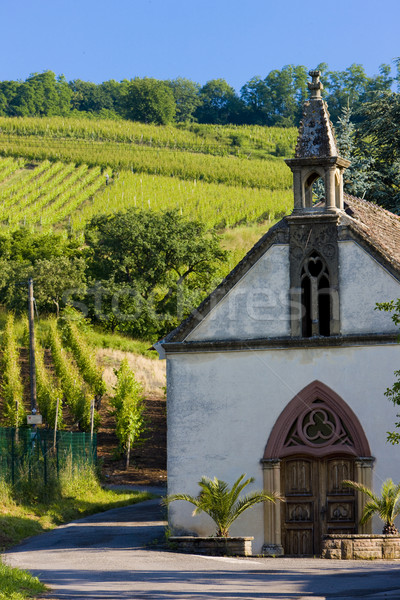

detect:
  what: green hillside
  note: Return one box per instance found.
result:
[0,116,296,232]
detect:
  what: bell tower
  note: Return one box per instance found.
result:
[286,71,350,338]
[286,70,350,213]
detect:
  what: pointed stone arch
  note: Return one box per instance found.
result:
[264,380,371,459]
[303,168,325,208]
[261,381,373,556]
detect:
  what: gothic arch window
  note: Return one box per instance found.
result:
[301,251,331,337]
[263,381,371,459]
[304,171,326,208]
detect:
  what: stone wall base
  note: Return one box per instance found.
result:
[168,536,254,557]
[262,543,284,557]
[322,535,400,560]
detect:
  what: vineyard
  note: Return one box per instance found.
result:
[0,116,296,232]
[0,314,106,432]
[0,116,297,158]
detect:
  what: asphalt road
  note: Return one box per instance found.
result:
[5,495,400,600]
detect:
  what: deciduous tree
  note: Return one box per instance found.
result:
[196,79,241,124]
[124,78,176,124]
[85,208,227,336]
[167,78,201,122]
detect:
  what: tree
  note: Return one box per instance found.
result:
[33,256,87,317]
[343,479,400,534]
[69,78,127,116]
[240,66,308,127]
[124,78,176,124]
[196,79,242,124]
[374,300,400,443]
[262,65,308,127]
[0,81,21,116]
[0,227,81,264]
[84,209,227,337]
[110,359,145,468]
[335,106,373,198]
[69,79,106,112]
[167,78,201,122]
[0,229,85,315]
[9,71,71,117]
[354,92,400,211]
[317,63,393,124]
[240,76,269,125]
[165,474,279,537]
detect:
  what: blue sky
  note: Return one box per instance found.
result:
[1,0,399,90]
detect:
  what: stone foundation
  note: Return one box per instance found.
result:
[322,535,400,560]
[168,536,254,557]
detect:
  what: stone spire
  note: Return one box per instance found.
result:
[286,70,350,213]
[295,71,339,159]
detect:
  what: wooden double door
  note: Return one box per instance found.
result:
[281,456,357,556]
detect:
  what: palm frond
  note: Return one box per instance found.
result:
[227,491,279,528]
[359,500,379,525]
[343,478,400,532]
[165,473,280,537]
[342,480,377,501]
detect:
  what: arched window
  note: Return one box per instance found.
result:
[304,171,325,208]
[301,251,331,337]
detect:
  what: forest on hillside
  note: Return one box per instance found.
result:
[0,62,399,126]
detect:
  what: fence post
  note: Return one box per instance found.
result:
[11,429,15,485]
[90,398,95,443]
[53,395,60,450]
[56,432,59,476]
[43,434,47,486]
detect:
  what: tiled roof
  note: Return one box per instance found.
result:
[343,194,400,269]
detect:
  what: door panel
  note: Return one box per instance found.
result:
[324,458,356,537]
[285,528,314,556]
[282,458,316,556]
[281,456,356,555]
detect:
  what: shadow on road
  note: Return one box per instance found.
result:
[33,564,400,600]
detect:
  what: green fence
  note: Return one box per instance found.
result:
[0,427,97,485]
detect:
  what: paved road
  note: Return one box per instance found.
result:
[5,494,400,600]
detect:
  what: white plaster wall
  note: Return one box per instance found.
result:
[186,245,290,341]
[167,344,400,554]
[339,241,400,334]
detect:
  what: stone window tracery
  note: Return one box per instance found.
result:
[301,251,331,337]
[283,398,354,453]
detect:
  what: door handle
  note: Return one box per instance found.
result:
[320,504,327,520]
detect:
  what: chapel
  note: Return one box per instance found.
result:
[156,71,400,556]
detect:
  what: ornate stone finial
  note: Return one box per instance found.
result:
[285,69,351,214]
[308,70,323,98]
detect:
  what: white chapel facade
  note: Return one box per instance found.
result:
[157,71,400,556]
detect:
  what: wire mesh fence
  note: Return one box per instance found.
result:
[0,427,97,486]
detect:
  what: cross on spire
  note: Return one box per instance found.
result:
[308,70,323,98]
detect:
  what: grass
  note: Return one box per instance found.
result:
[0,464,153,552]
[86,326,158,358]
[221,219,280,265]
[0,462,153,599]
[0,559,46,600]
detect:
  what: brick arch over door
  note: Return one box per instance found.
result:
[264,380,371,459]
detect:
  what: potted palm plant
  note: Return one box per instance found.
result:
[165,473,280,556]
[343,478,400,534]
